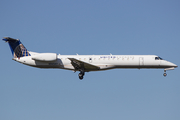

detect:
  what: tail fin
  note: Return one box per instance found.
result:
[2,37,31,58]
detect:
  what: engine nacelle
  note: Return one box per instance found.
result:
[32,53,57,62]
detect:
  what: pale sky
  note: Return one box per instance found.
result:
[0,0,180,120]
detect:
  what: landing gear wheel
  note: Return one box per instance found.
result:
[163,73,167,77]
[78,73,83,77]
[79,76,83,80]
[78,71,85,80]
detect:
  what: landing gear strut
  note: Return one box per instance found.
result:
[78,70,85,80]
[163,70,167,77]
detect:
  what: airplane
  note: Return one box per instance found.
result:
[3,37,178,80]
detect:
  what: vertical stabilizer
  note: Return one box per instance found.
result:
[2,37,31,58]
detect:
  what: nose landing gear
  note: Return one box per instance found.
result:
[163,70,167,77]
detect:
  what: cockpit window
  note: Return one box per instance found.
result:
[155,57,159,60]
[155,57,163,60]
[159,57,163,60]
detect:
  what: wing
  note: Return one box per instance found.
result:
[68,58,100,71]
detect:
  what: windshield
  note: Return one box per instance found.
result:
[155,57,163,60]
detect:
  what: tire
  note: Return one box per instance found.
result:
[163,73,167,77]
[79,73,83,77]
[79,76,83,80]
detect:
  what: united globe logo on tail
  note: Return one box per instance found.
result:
[13,43,31,58]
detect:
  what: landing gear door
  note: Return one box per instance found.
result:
[139,57,144,66]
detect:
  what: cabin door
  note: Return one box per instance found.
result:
[139,57,144,66]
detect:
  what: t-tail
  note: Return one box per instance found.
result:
[2,37,31,58]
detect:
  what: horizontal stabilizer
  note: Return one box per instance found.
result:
[3,37,19,42]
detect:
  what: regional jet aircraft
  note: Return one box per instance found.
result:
[3,37,177,80]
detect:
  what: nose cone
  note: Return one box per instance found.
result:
[164,61,178,68]
[173,63,178,68]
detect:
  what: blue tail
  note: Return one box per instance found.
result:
[2,37,31,58]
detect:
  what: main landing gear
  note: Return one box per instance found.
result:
[163,70,167,77]
[78,70,85,80]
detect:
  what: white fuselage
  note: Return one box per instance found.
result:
[3,37,177,79]
[13,52,177,72]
